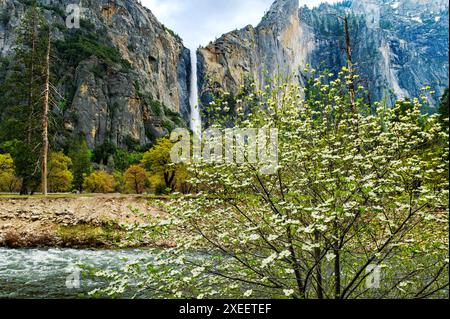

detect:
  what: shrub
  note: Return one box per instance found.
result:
[39,4,65,17]
[162,119,175,132]
[150,99,163,117]
[113,171,124,193]
[57,225,107,248]
[123,135,140,152]
[80,18,96,32]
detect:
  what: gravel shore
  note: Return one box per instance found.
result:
[0,195,167,248]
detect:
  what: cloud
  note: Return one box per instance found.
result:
[143,0,186,18]
[141,0,339,48]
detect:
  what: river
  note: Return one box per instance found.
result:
[0,248,153,299]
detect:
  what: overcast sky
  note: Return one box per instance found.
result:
[141,0,339,49]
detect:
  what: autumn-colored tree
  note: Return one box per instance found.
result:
[0,153,20,192]
[142,137,188,193]
[124,165,148,194]
[83,171,114,193]
[47,151,73,193]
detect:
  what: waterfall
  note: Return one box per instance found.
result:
[189,48,201,138]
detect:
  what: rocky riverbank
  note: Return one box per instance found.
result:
[0,195,169,248]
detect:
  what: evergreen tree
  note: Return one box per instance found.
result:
[0,5,50,194]
[68,135,92,192]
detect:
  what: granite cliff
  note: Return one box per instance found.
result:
[198,0,449,108]
[0,0,191,148]
[1,0,448,150]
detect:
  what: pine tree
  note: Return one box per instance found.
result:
[0,5,52,194]
[68,135,92,192]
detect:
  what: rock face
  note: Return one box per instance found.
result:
[198,0,308,98]
[1,0,448,148]
[0,0,191,148]
[198,0,449,108]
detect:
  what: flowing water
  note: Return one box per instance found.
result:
[0,248,154,299]
[189,48,202,138]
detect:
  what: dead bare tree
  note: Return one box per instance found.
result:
[41,29,50,196]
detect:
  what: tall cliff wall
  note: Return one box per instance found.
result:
[0,0,191,148]
[198,0,449,108]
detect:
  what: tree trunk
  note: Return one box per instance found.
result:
[134,175,140,194]
[314,230,324,299]
[165,171,176,191]
[20,179,28,196]
[27,17,37,145]
[41,32,50,196]
[334,222,341,299]
[287,228,305,298]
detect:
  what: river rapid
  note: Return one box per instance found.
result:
[0,248,153,298]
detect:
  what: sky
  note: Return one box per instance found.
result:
[141,0,339,49]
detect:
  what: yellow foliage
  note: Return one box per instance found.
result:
[83,171,114,193]
[48,152,73,193]
[0,153,20,192]
[142,137,190,193]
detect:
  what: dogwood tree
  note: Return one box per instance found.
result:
[91,69,448,299]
